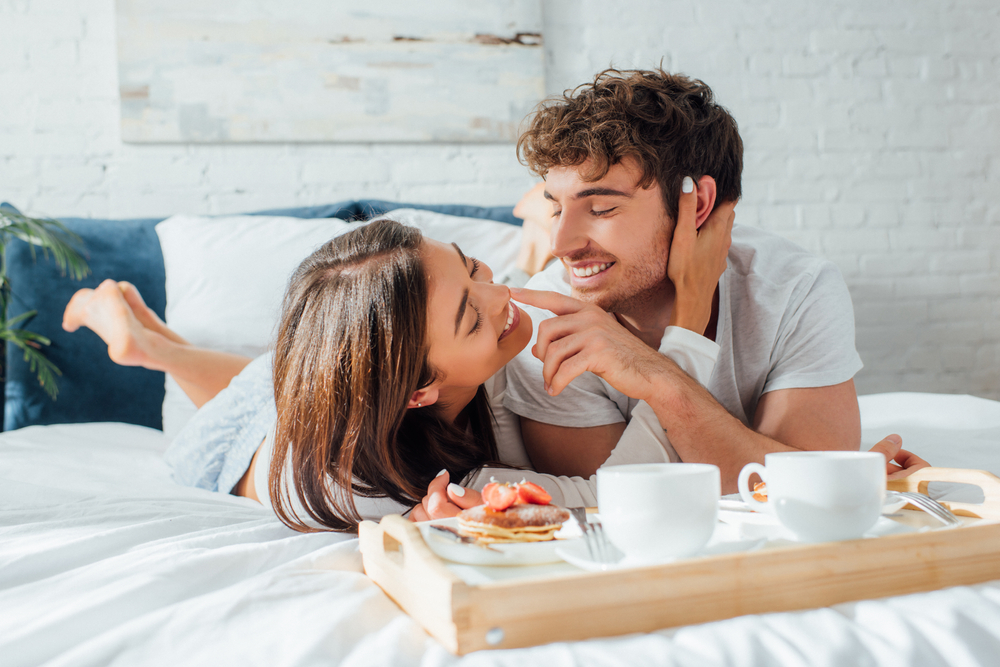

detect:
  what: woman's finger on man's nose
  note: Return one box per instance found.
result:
[509,287,587,316]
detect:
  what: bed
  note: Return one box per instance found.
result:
[3,201,1000,666]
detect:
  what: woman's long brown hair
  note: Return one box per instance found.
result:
[269,219,500,532]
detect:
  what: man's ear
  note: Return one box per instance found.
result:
[694,176,718,230]
[407,385,440,409]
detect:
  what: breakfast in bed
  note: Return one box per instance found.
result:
[7,49,998,663]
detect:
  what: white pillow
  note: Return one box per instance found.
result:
[155,214,353,439]
[155,210,524,439]
[380,209,522,280]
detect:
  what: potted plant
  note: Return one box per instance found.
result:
[1,205,89,400]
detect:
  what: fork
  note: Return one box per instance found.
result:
[887,490,963,528]
[429,524,503,552]
[568,507,622,564]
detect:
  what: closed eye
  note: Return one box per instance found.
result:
[470,303,482,335]
[593,207,617,216]
[470,257,481,277]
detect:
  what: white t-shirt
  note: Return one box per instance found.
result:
[504,224,864,433]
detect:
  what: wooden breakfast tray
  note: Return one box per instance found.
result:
[359,467,1000,655]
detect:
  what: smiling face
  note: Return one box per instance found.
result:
[421,239,533,406]
[544,159,674,318]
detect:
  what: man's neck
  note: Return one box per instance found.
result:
[613,283,720,349]
[612,283,676,349]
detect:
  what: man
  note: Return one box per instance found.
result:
[414,68,924,517]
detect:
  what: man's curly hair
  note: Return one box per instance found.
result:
[517,68,743,220]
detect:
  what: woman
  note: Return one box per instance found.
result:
[62,187,923,532]
[64,219,539,531]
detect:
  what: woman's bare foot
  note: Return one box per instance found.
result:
[513,182,556,276]
[117,281,188,345]
[62,279,164,368]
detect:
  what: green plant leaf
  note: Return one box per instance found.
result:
[0,326,51,348]
[3,327,62,400]
[1,208,88,402]
[0,210,90,280]
[3,308,39,331]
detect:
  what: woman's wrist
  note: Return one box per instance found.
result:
[668,293,712,335]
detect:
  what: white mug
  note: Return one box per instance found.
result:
[737,451,885,542]
[597,463,720,564]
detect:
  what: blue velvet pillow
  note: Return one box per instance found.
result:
[2,200,517,431]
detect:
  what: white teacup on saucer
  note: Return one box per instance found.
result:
[597,463,720,565]
[737,451,885,543]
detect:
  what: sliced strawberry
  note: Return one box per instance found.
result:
[481,482,499,507]
[516,481,552,506]
[482,482,518,511]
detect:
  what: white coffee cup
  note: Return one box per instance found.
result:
[597,463,720,564]
[737,451,885,542]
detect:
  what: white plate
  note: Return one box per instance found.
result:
[418,517,581,566]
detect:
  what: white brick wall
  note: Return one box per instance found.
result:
[1,0,998,399]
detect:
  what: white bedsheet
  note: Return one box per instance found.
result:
[860,392,1000,477]
[3,395,1000,666]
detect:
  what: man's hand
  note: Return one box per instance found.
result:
[868,433,931,479]
[409,470,482,522]
[667,182,736,335]
[510,287,673,400]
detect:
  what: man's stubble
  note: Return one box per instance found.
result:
[569,220,675,322]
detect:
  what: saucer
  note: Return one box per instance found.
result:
[720,494,909,515]
[882,494,908,514]
[556,523,766,572]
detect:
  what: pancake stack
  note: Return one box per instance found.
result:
[457,503,571,543]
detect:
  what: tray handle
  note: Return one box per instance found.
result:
[360,514,461,584]
[887,467,1000,520]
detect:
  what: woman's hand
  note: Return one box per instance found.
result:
[667,177,736,335]
[409,470,482,522]
[868,433,932,479]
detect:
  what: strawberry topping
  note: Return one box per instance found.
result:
[482,479,552,511]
